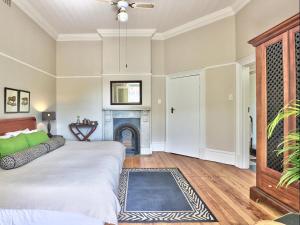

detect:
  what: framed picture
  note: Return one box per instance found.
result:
[4,88,19,113]
[19,90,30,113]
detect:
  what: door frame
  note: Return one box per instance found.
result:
[165,70,203,157]
[238,54,256,169]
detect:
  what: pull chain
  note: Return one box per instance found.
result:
[119,20,121,72]
[125,23,128,69]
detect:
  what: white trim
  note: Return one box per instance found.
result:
[0,51,56,78]
[102,73,152,76]
[167,69,202,78]
[151,142,165,152]
[56,75,102,79]
[235,64,243,168]
[141,147,152,155]
[199,72,206,159]
[57,33,102,42]
[152,75,166,78]
[97,29,156,38]
[152,33,165,41]
[203,62,238,71]
[201,148,236,166]
[158,7,234,40]
[235,64,250,169]
[13,0,58,40]
[237,53,256,66]
[231,0,251,14]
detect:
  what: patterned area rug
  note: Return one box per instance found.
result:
[118,168,217,223]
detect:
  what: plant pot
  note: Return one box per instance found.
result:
[275,213,300,225]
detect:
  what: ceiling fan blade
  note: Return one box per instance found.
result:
[130,2,154,8]
[96,0,117,5]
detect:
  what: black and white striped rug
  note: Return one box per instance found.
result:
[118,168,217,223]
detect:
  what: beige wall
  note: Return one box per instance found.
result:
[151,41,165,75]
[56,41,102,76]
[102,37,151,74]
[205,65,236,152]
[151,41,166,145]
[56,41,102,140]
[151,77,166,143]
[236,0,299,60]
[0,2,56,132]
[56,78,102,140]
[165,16,236,74]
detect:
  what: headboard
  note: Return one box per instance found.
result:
[0,117,37,136]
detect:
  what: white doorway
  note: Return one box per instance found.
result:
[248,63,257,171]
[166,74,200,158]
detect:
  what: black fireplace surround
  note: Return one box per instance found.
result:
[113,118,140,155]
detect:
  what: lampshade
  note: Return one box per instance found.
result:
[42,112,56,121]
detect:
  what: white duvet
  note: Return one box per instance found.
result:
[0,141,126,225]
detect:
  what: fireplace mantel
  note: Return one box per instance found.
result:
[103,107,151,111]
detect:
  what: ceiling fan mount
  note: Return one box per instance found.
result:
[97,0,154,22]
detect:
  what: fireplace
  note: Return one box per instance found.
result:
[103,109,151,155]
[114,118,140,155]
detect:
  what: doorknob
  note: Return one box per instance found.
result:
[171,107,175,114]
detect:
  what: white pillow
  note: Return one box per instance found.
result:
[5,129,30,137]
[0,134,11,139]
[24,129,39,134]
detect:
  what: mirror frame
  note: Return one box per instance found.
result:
[110,80,143,105]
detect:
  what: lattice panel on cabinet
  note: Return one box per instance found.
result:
[266,41,284,173]
[295,32,300,130]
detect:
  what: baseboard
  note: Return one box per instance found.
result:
[141,147,152,155]
[151,142,165,152]
[201,148,235,166]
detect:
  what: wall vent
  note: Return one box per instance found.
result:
[2,0,11,7]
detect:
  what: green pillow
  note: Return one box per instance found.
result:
[0,134,29,157]
[25,131,49,147]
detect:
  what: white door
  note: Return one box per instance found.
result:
[166,75,200,158]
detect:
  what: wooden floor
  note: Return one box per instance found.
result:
[119,152,282,225]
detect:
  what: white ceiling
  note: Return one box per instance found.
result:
[15,0,246,35]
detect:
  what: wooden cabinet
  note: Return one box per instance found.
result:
[249,13,300,213]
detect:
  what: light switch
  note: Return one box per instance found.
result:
[228,94,233,101]
[157,98,162,105]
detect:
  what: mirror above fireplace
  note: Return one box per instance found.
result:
[110,81,142,105]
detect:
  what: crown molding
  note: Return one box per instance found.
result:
[152,0,251,41]
[57,33,102,41]
[13,0,251,42]
[153,7,235,41]
[13,0,58,40]
[102,73,152,76]
[97,29,156,38]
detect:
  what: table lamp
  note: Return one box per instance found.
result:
[42,112,56,138]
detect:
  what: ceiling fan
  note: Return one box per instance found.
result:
[97,0,154,22]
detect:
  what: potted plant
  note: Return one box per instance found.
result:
[267,100,300,224]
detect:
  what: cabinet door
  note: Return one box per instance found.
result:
[289,26,300,131]
[256,32,289,182]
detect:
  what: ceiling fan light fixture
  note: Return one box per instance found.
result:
[117,9,128,22]
[117,0,129,9]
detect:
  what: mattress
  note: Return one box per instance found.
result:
[0,141,126,225]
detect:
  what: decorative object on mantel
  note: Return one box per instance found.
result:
[69,121,98,142]
[4,88,30,113]
[42,112,56,138]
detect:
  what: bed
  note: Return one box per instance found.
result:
[0,117,126,225]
